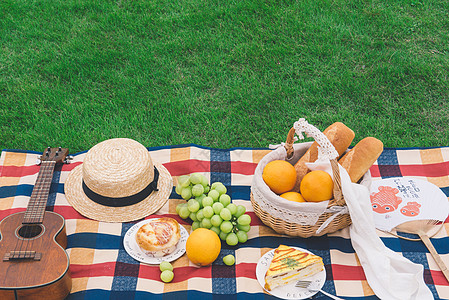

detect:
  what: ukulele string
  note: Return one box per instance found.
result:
[17,162,43,256]
[14,163,42,255]
[25,161,51,255]
[16,160,49,258]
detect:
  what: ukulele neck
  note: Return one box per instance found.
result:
[23,161,56,224]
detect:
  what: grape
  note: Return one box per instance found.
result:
[160,261,173,272]
[210,226,221,236]
[237,224,251,232]
[214,184,227,195]
[220,208,232,221]
[195,194,206,208]
[187,199,200,213]
[189,211,198,222]
[204,186,210,194]
[191,184,205,197]
[234,205,246,218]
[196,209,204,221]
[181,187,192,200]
[226,203,237,215]
[175,184,182,195]
[190,173,202,185]
[161,270,174,283]
[219,231,228,241]
[220,221,233,234]
[211,182,223,190]
[226,232,238,246]
[203,206,214,218]
[208,190,220,201]
[201,196,214,207]
[179,206,190,219]
[212,202,224,215]
[219,194,231,207]
[191,221,200,231]
[178,175,190,188]
[176,203,186,214]
[237,214,251,226]
[201,218,212,229]
[210,214,223,227]
[200,175,209,187]
[223,254,235,266]
[236,230,248,243]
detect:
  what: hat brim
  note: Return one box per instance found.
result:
[64,160,173,223]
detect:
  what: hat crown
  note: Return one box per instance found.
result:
[82,138,154,198]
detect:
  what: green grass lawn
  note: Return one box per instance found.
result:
[1,0,448,152]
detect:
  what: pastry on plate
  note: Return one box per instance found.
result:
[264,245,324,291]
[135,217,181,257]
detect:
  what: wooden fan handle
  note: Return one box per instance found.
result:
[419,232,449,283]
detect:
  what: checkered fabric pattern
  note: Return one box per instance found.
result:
[1,145,449,299]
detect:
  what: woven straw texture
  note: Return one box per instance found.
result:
[64,138,173,222]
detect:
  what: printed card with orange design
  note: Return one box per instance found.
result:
[370,177,449,231]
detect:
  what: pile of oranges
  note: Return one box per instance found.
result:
[262,160,333,203]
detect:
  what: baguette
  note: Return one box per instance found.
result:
[292,122,355,192]
[338,137,384,183]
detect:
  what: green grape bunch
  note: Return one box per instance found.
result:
[175,173,252,246]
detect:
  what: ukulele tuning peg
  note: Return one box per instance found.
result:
[64,155,74,164]
[36,158,42,165]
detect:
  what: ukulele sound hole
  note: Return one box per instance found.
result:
[17,225,44,239]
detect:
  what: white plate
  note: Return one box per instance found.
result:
[256,247,326,300]
[123,218,189,265]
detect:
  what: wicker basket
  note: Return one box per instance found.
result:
[251,120,357,238]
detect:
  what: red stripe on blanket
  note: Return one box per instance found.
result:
[0,162,82,177]
[231,161,257,175]
[430,270,449,285]
[164,160,210,176]
[369,165,381,178]
[0,208,25,220]
[235,263,257,279]
[0,165,40,177]
[53,206,89,220]
[331,264,367,280]
[70,262,116,278]
[247,212,263,226]
[400,163,449,177]
[164,160,258,176]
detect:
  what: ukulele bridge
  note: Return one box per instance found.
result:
[3,251,42,261]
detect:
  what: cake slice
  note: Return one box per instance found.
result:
[264,245,324,291]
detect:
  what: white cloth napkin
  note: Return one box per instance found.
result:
[307,162,433,299]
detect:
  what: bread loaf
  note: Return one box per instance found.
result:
[338,137,384,183]
[292,122,355,192]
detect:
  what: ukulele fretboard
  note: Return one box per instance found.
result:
[23,161,56,224]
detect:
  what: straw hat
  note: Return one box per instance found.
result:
[64,138,173,222]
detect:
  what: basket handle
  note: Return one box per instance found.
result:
[330,159,345,205]
[284,127,296,159]
[285,118,345,206]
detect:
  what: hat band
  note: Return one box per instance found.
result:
[82,167,160,207]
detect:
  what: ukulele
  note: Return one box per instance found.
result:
[0,148,72,300]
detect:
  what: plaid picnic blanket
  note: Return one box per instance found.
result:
[1,145,449,299]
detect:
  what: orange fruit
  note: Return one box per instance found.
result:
[300,170,333,202]
[186,228,221,266]
[280,191,306,203]
[262,160,297,194]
